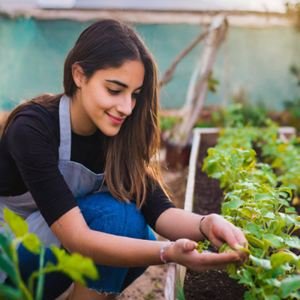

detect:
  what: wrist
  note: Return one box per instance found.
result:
[199,215,209,240]
[159,241,174,264]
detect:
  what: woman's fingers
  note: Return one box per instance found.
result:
[205,214,247,250]
[208,224,239,249]
[172,238,245,272]
[186,250,242,272]
[221,225,246,249]
[199,251,241,265]
[182,240,198,252]
[233,228,248,248]
[209,227,249,262]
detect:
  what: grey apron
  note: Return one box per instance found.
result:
[0,95,105,246]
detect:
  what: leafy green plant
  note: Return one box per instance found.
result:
[196,240,210,253]
[160,115,181,132]
[200,124,300,299]
[0,208,98,300]
[220,103,268,128]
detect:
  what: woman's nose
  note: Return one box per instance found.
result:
[117,94,135,116]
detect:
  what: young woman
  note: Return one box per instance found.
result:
[0,19,247,299]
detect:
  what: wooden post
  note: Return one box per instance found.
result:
[170,14,228,147]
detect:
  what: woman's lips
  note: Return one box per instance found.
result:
[106,113,125,125]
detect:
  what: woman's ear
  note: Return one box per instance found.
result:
[72,64,85,88]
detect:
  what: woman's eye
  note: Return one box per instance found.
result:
[108,89,121,95]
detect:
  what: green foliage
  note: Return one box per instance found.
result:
[0,208,99,300]
[49,247,98,285]
[159,115,181,132]
[202,123,300,299]
[196,240,210,253]
[221,103,268,128]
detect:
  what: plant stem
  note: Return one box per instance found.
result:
[11,242,33,300]
[28,266,60,293]
[35,247,45,300]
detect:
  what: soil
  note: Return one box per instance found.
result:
[184,133,247,300]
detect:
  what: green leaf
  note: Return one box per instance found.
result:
[279,213,298,227]
[0,233,13,259]
[22,233,42,255]
[51,247,99,285]
[3,208,28,237]
[222,197,243,210]
[264,278,280,288]
[285,236,300,249]
[238,207,255,219]
[285,207,297,214]
[0,284,22,300]
[270,251,297,268]
[255,194,274,202]
[196,240,210,253]
[226,263,237,277]
[244,290,259,300]
[264,295,281,300]
[244,223,263,237]
[263,234,284,248]
[237,268,254,288]
[278,188,293,199]
[264,212,275,219]
[0,253,17,283]
[246,234,265,249]
[249,255,271,269]
[280,275,300,298]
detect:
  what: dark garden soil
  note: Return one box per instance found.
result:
[184,133,247,300]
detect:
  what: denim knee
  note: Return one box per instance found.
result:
[76,192,156,293]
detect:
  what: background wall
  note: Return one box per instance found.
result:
[0,17,299,111]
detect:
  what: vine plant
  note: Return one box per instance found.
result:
[201,122,300,299]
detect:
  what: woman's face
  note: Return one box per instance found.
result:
[72,60,145,136]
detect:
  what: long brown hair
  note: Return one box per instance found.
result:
[3,19,167,207]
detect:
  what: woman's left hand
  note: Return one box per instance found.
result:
[200,213,247,252]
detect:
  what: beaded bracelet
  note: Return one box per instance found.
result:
[199,216,208,240]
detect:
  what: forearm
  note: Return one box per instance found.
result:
[74,229,169,267]
[155,208,205,241]
[51,207,169,267]
[51,207,246,272]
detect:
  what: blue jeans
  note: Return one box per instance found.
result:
[77,192,156,293]
[15,192,155,299]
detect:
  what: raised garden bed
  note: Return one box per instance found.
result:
[164,126,297,300]
[184,128,245,300]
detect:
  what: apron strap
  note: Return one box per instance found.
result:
[58,95,71,160]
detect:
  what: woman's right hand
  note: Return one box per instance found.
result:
[164,239,244,272]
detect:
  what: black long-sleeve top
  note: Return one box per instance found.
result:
[0,101,174,227]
